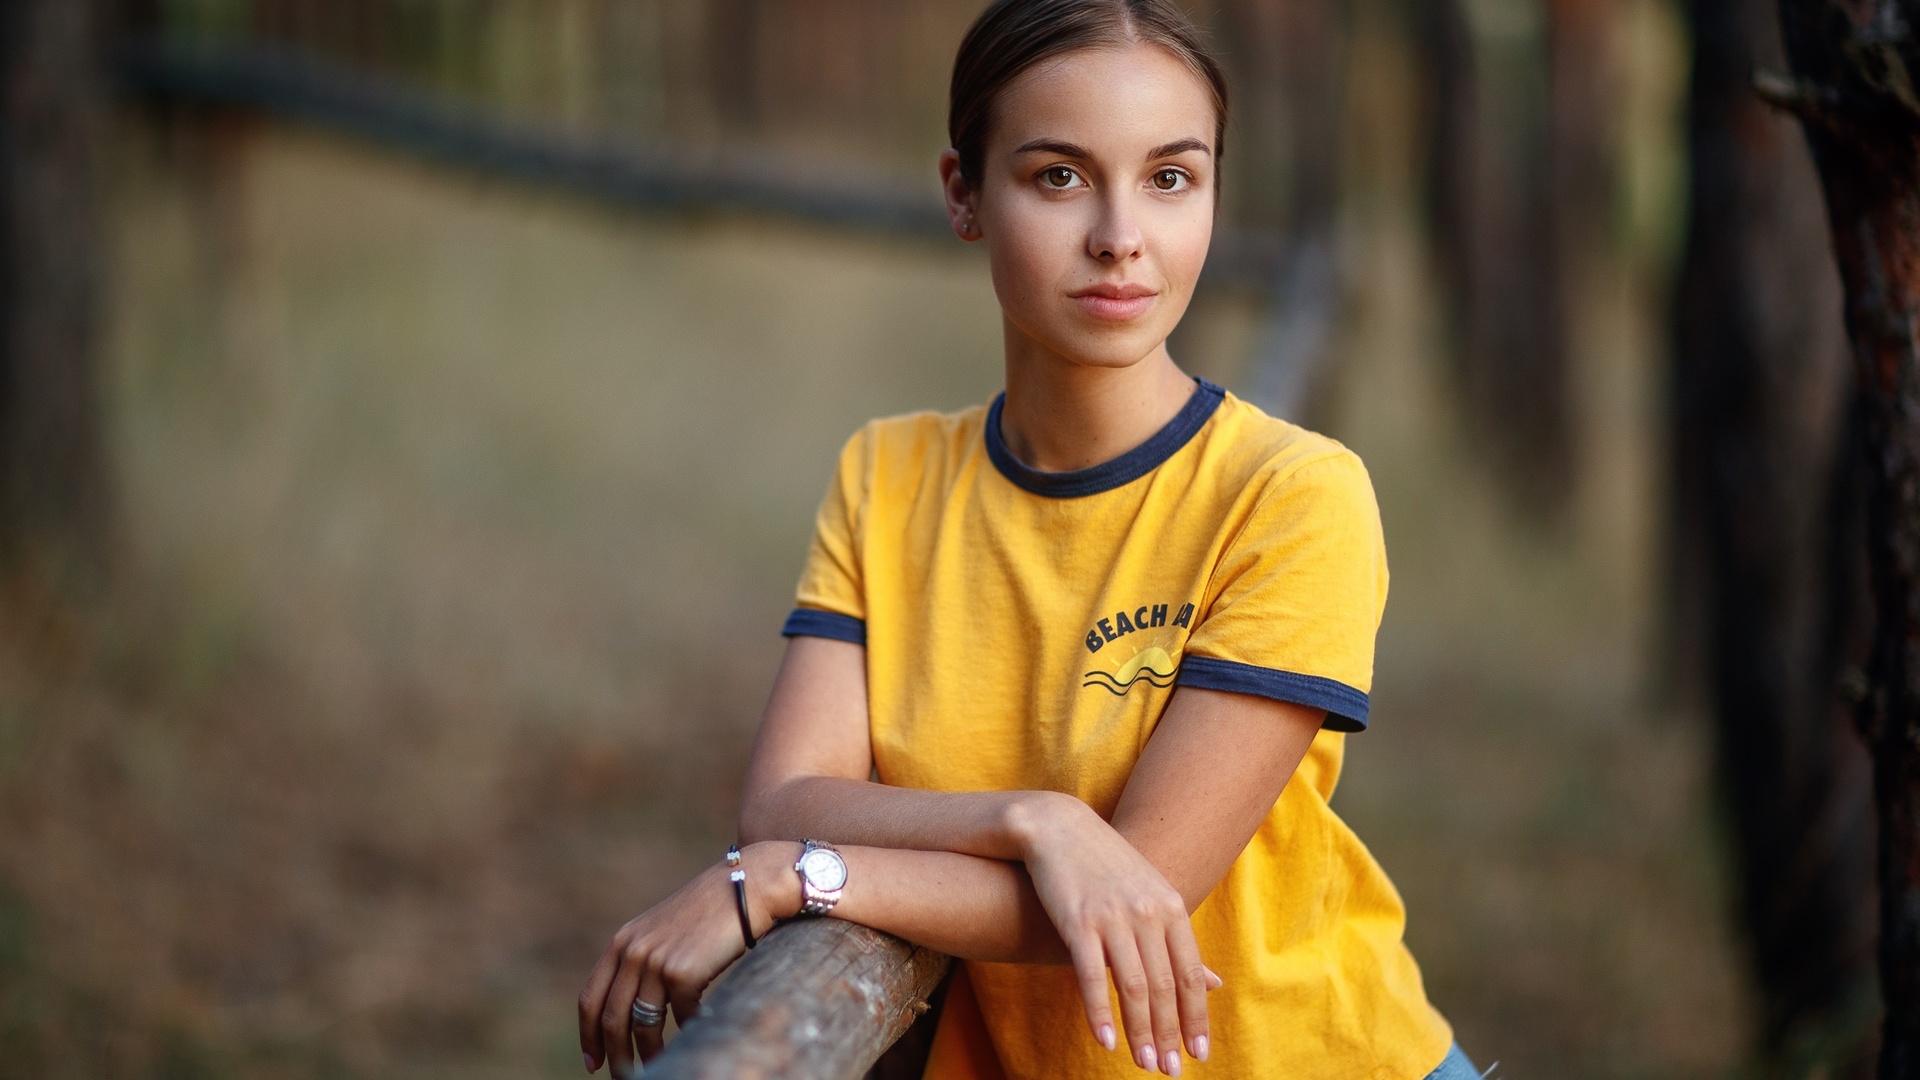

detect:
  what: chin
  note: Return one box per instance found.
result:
[1064,345,1160,370]
[1004,303,1181,371]
[1051,321,1177,370]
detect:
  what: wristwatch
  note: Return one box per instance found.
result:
[794,839,848,916]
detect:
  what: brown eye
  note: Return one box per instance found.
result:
[1044,166,1077,188]
[1153,169,1184,191]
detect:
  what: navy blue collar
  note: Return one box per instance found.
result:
[984,378,1226,498]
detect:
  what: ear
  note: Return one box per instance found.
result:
[938,148,980,242]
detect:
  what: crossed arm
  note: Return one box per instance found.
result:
[579,635,1324,1079]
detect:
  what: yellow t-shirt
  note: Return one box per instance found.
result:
[783,379,1453,1080]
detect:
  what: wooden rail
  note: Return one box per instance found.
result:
[645,918,951,1080]
[115,38,1284,292]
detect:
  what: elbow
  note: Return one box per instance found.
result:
[737,797,777,844]
[738,772,857,843]
[737,778,799,844]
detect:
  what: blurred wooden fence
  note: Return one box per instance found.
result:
[130,0,1327,294]
[153,0,968,171]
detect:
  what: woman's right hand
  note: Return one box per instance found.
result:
[576,842,799,1078]
[1009,792,1221,1077]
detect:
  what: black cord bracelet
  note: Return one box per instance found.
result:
[727,844,757,949]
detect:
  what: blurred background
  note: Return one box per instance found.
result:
[0,0,1877,1076]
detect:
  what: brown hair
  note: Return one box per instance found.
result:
[948,0,1229,188]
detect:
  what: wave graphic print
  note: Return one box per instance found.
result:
[1082,665,1177,695]
[1083,646,1180,696]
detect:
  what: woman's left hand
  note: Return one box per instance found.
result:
[577,842,795,1078]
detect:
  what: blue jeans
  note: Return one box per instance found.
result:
[1422,1043,1485,1080]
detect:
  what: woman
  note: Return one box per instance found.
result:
[578,1,1481,1076]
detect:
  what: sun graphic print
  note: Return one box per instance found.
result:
[1083,644,1179,696]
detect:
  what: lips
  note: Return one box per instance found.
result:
[1069,282,1158,322]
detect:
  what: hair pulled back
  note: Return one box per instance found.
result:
[948,0,1229,188]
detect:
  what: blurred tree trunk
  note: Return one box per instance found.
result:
[0,0,121,576]
[709,0,760,134]
[1415,0,1575,514]
[1209,0,1347,421]
[1766,0,1920,1072]
[1549,0,1613,265]
[1673,0,1881,1070]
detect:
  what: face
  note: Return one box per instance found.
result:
[942,43,1218,371]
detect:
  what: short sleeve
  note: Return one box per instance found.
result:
[1177,451,1388,731]
[782,426,870,645]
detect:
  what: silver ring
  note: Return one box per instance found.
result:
[630,998,666,1027]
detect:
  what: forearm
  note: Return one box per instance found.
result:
[744,840,1069,964]
[740,775,1074,863]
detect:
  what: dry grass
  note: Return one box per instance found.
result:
[5,121,1018,1079]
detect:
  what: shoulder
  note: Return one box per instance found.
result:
[856,404,988,454]
[823,404,991,511]
[1202,391,1378,515]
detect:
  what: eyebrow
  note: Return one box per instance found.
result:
[1146,137,1212,159]
[1009,137,1212,160]
[1011,138,1092,158]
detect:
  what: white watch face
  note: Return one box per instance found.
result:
[800,849,847,892]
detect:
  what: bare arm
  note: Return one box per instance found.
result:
[731,635,1324,1071]
[580,636,1323,1078]
[739,636,1043,861]
[742,636,1321,908]
[734,640,1075,964]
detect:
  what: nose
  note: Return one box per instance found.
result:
[1087,191,1144,263]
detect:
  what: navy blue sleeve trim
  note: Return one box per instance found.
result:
[1176,655,1370,732]
[780,608,867,645]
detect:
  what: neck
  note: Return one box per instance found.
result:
[997,321,1197,474]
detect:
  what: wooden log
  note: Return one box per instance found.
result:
[644,918,951,1080]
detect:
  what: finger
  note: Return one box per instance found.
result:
[1132,925,1183,1077]
[1065,930,1117,1051]
[1105,930,1157,1074]
[668,982,703,1033]
[1204,965,1223,991]
[578,939,624,1071]
[630,966,669,1065]
[667,956,721,1037]
[598,949,643,1080]
[1165,924,1212,1064]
